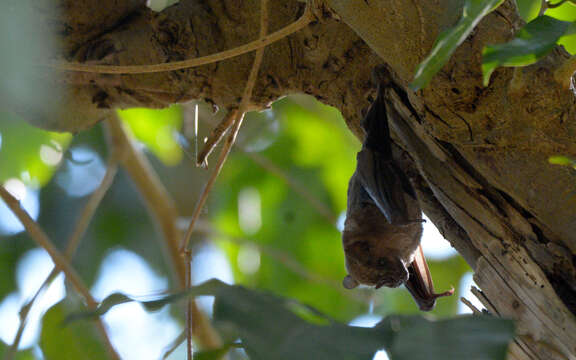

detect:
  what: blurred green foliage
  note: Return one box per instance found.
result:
[0,341,34,360]
[0,112,71,187]
[0,95,474,358]
[118,106,183,166]
[40,298,110,360]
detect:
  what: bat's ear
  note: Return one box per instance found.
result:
[342,275,359,289]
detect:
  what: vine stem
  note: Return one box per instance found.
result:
[53,2,311,75]
[180,0,270,253]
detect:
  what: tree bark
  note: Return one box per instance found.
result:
[26,0,576,358]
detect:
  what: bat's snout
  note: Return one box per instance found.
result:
[375,270,408,289]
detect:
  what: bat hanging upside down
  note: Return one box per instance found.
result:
[341,69,453,311]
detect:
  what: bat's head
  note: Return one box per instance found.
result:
[342,233,410,289]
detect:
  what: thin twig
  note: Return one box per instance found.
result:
[0,186,120,360]
[0,188,91,298]
[105,114,223,349]
[180,0,270,252]
[53,3,312,75]
[196,109,238,167]
[185,250,193,360]
[162,331,187,359]
[6,161,119,360]
[460,297,482,314]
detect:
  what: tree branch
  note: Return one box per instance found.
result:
[7,159,119,359]
[105,114,222,350]
[0,186,120,359]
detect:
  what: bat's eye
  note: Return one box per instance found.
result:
[377,258,388,267]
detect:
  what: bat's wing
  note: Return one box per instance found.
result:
[405,245,454,311]
[356,149,415,225]
[357,86,418,225]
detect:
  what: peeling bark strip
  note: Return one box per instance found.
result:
[23,0,576,359]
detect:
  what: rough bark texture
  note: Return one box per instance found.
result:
[25,0,576,359]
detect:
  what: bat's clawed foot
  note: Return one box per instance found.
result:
[431,286,455,300]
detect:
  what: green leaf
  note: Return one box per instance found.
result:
[66,280,514,360]
[546,1,576,53]
[482,16,574,85]
[117,106,183,166]
[65,292,133,323]
[411,0,505,90]
[379,315,514,360]
[210,280,514,360]
[41,299,111,360]
[546,1,576,21]
[210,280,388,360]
[517,0,542,22]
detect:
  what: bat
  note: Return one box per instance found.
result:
[341,70,453,311]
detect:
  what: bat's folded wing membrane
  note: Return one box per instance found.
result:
[356,149,412,225]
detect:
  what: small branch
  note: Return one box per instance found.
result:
[7,160,119,360]
[53,2,312,75]
[197,109,238,167]
[106,115,186,283]
[460,297,482,314]
[185,250,193,360]
[162,331,187,359]
[105,114,223,350]
[180,0,270,252]
[0,186,120,360]
[0,188,91,298]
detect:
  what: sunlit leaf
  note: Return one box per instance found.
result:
[547,1,576,53]
[546,0,576,21]
[117,106,183,166]
[482,16,574,85]
[558,32,576,53]
[41,299,111,360]
[517,0,542,22]
[411,0,505,90]
[0,111,72,187]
